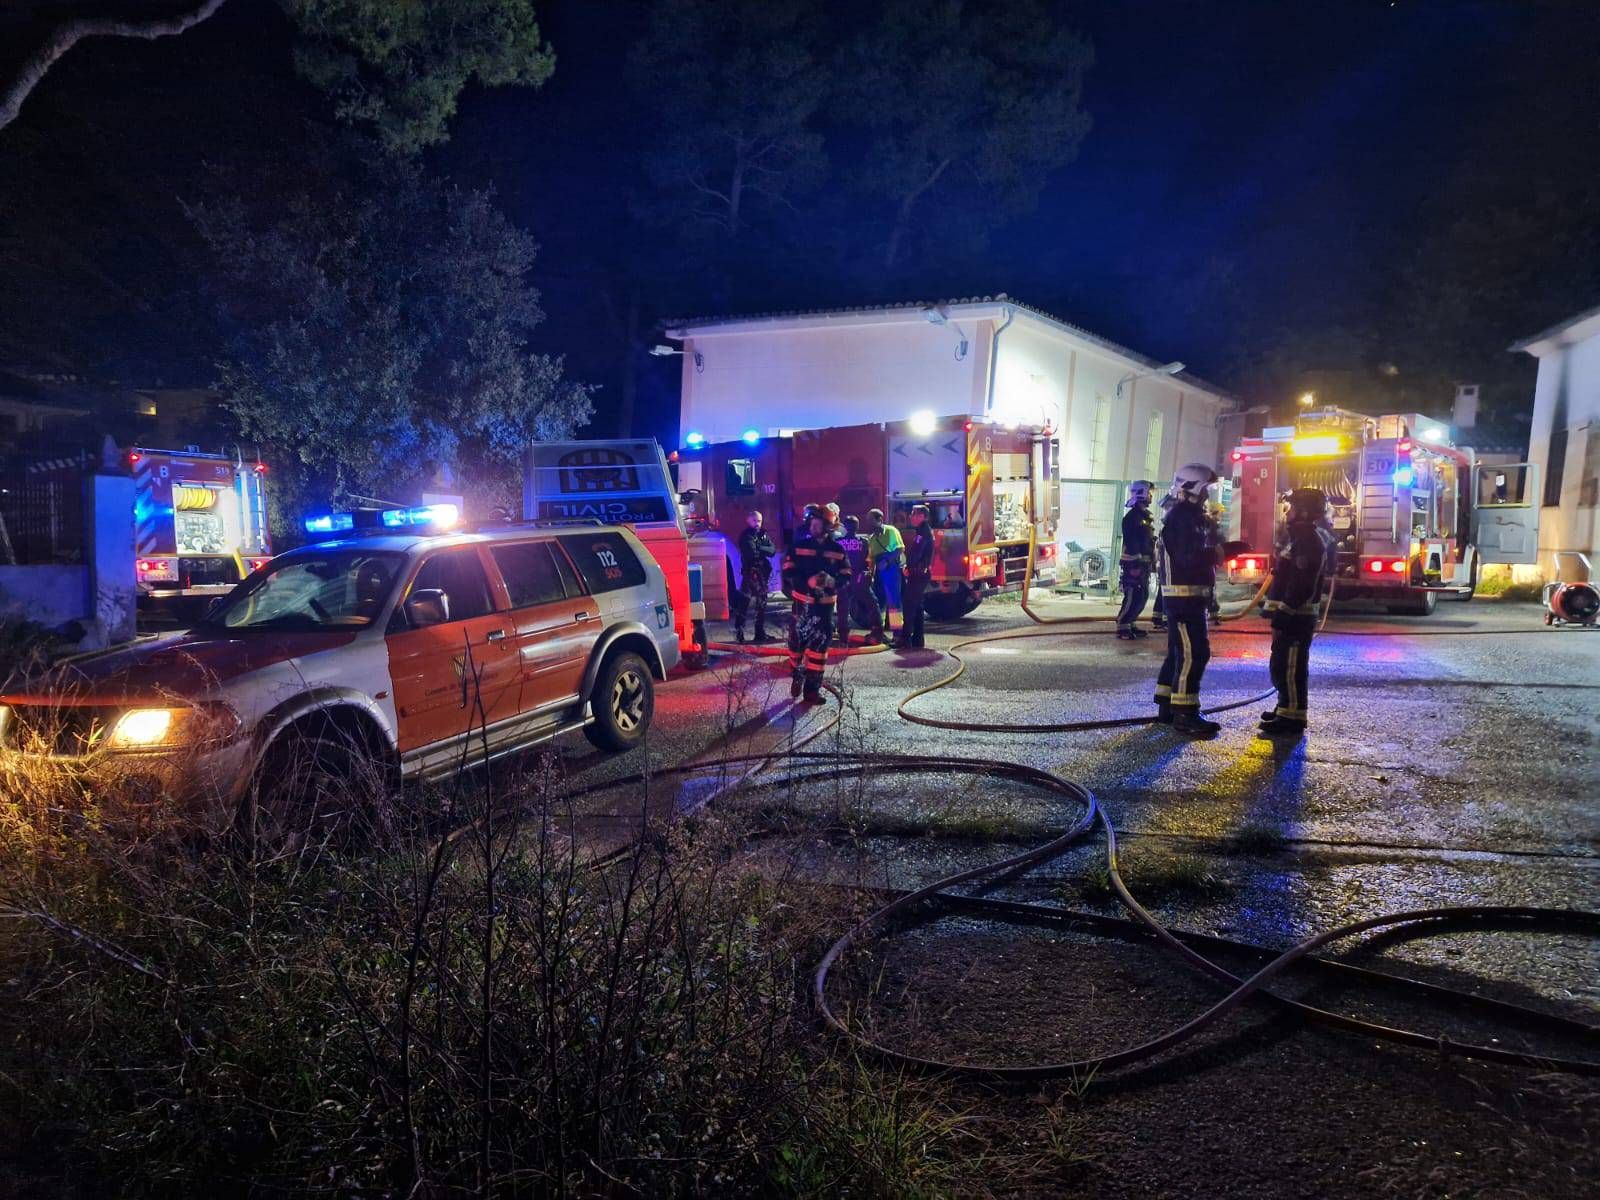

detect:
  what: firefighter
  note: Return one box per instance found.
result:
[835,514,881,644]
[783,504,848,702]
[733,510,777,644]
[1116,480,1156,640]
[1151,494,1176,631]
[1259,487,1336,738]
[898,504,934,650]
[1154,464,1224,737]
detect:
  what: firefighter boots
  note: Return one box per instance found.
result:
[1171,710,1222,737]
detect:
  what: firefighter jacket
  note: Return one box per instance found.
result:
[904,523,936,576]
[1120,505,1155,564]
[737,525,776,583]
[1264,522,1337,619]
[783,531,847,606]
[1158,500,1220,598]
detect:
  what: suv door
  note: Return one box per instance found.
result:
[386,545,519,758]
[488,538,600,716]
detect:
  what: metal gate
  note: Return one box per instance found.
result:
[1056,477,1128,599]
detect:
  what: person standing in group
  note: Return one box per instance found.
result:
[864,508,905,641]
[834,514,881,645]
[1151,493,1176,631]
[782,504,848,702]
[733,510,777,644]
[1116,480,1156,640]
[1154,464,1224,736]
[898,504,935,650]
[825,502,842,535]
[1259,488,1336,738]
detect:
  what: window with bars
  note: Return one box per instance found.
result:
[1089,396,1111,476]
[1144,412,1165,480]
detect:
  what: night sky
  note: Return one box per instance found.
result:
[2,0,1595,446]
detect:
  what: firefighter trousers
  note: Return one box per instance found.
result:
[1155,601,1211,709]
[787,600,834,691]
[1116,562,1150,631]
[1269,615,1315,722]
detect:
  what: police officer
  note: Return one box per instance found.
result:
[1116,480,1156,640]
[783,504,848,702]
[733,510,777,644]
[898,504,935,650]
[1154,464,1224,737]
[1259,488,1336,738]
[835,514,880,645]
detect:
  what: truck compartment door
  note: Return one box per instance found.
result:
[1471,463,1541,564]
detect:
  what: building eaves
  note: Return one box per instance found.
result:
[1509,301,1600,354]
[663,293,1237,403]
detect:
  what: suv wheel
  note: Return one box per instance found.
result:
[239,722,389,854]
[585,650,654,751]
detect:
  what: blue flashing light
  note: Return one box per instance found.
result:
[382,503,461,529]
[1392,466,1415,487]
[684,431,706,448]
[741,428,761,446]
[304,512,355,535]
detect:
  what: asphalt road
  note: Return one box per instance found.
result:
[547,592,1598,1197]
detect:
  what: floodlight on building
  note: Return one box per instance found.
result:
[1298,391,1316,408]
[908,409,939,437]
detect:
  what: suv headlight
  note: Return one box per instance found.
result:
[108,704,240,750]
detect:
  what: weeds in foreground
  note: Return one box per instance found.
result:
[1069,852,1235,906]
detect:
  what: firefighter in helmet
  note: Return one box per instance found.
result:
[782,503,848,702]
[1116,480,1157,640]
[1154,463,1224,736]
[1259,487,1336,738]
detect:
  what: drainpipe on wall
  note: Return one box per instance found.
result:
[983,304,1016,417]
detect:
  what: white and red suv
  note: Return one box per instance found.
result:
[0,515,680,805]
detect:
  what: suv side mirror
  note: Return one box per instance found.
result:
[405,588,451,627]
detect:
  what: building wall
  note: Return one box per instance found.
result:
[679,318,988,444]
[1527,329,1600,580]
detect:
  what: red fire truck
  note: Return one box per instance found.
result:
[129,446,272,614]
[674,416,1059,620]
[1228,408,1540,615]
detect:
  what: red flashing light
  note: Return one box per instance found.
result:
[963,421,974,432]
[1398,439,1413,454]
[127,451,142,465]
[254,463,268,474]
[1230,450,1243,462]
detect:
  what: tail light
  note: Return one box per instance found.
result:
[248,557,271,572]
[1363,556,1408,576]
[965,551,998,579]
[1036,542,1057,563]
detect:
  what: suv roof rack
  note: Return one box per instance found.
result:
[471,516,610,532]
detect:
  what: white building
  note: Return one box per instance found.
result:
[665,295,1235,559]
[1513,304,1600,580]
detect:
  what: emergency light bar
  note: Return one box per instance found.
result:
[1289,435,1345,457]
[303,503,460,536]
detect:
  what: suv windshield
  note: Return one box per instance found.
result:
[205,550,404,631]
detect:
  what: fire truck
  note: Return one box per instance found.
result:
[129,446,272,614]
[673,416,1059,620]
[1227,408,1540,615]
[523,439,710,667]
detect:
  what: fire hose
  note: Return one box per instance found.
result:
[577,534,1598,1079]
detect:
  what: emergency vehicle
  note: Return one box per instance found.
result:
[674,416,1059,620]
[0,504,680,810]
[129,446,272,611]
[523,439,709,667]
[1228,408,1540,615]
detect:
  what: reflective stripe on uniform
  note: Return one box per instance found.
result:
[1154,684,1172,698]
[1273,706,1307,720]
[1164,585,1212,598]
[1263,599,1320,616]
[1286,643,1300,717]
[1170,693,1200,707]
[1176,622,1197,703]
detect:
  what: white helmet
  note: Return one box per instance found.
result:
[1170,463,1218,504]
[1125,479,1155,508]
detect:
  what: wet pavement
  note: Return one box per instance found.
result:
[552,592,1597,1002]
